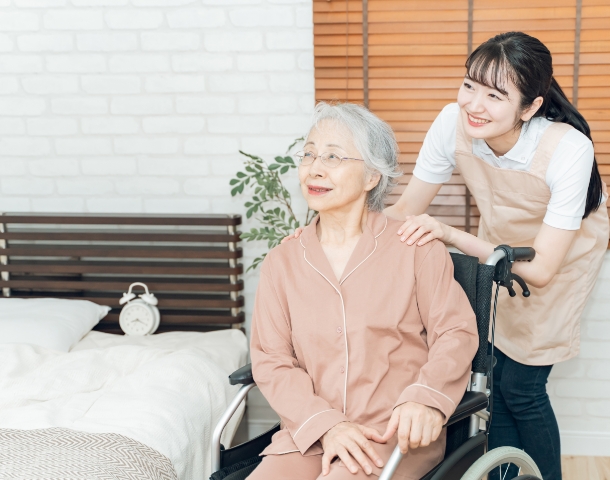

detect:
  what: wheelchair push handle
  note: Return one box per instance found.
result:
[485,245,535,266]
[485,245,536,298]
[509,246,536,262]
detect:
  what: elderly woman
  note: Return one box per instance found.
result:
[249,102,478,480]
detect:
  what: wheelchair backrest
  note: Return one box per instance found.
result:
[449,253,495,375]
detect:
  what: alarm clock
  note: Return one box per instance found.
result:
[118,282,160,336]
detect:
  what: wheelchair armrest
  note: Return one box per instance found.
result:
[229,363,255,386]
[446,391,488,427]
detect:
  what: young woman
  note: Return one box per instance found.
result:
[286,32,608,480]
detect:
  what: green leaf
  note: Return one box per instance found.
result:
[286,136,304,153]
[236,171,246,178]
[239,150,265,163]
[280,166,289,174]
[229,178,239,185]
[269,164,280,170]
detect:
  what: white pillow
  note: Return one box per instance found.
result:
[0,298,111,352]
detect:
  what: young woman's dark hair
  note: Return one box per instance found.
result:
[465,31,603,219]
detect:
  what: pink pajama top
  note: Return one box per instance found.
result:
[250,211,479,478]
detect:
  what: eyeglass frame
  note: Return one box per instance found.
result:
[294,150,365,168]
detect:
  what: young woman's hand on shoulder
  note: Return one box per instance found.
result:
[280,227,303,244]
[396,214,454,246]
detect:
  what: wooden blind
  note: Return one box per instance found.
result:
[314,1,364,103]
[314,0,473,232]
[580,0,610,225]
[314,0,610,241]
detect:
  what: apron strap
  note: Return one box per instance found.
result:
[528,122,573,180]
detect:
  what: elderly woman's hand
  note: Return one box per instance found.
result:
[396,214,453,246]
[320,421,385,476]
[381,402,444,454]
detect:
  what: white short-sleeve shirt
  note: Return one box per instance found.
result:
[413,103,595,230]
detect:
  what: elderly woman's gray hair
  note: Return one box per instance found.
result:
[308,102,402,211]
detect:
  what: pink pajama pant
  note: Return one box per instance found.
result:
[247,453,376,480]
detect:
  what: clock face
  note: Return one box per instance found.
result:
[119,303,155,336]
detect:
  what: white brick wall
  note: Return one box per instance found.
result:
[1,0,608,456]
[0,0,313,351]
[548,251,610,455]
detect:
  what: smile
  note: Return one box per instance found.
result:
[307,185,332,196]
[468,113,491,126]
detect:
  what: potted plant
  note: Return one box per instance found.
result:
[229,139,315,271]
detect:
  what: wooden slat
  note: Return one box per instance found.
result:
[474,0,575,7]
[2,260,243,276]
[98,325,236,334]
[0,245,242,259]
[1,276,244,292]
[100,310,244,326]
[0,230,241,243]
[0,214,241,226]
[4,291,244,309]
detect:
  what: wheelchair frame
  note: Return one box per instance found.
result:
[211,248,543,480]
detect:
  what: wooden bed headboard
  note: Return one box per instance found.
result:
[0,213,244,334]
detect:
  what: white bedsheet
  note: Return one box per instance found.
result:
[0,329,248,480]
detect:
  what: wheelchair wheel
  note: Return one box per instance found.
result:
[460,447,542,480]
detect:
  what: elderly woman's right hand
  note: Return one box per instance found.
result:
[280,227,303,244]
[320,421,385,476]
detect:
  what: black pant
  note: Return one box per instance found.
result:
[487,346,562,480]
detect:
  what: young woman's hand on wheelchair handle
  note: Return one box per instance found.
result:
[320,422,385,476]
[381,402,444,455]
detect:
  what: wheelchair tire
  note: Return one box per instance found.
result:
[460,447,542,480]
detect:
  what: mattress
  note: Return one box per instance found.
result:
[0,329,249,480]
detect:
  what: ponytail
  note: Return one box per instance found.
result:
[466,32,604,219]
[538,78,603,219]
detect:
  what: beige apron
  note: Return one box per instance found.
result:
[454,114,609,366]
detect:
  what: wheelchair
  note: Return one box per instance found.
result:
[210,246,544,480]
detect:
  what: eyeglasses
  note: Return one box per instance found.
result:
[294,151,365,169]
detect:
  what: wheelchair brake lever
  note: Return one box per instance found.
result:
[503,281,517,297]
[511,273,530,298]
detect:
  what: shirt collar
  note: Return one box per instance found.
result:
[472,120,538,165]
[299,211,388,287]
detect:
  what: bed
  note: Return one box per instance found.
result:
[0,213,248,480]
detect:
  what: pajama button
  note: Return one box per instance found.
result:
[336,327,342,334]
[340,367,345,373]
